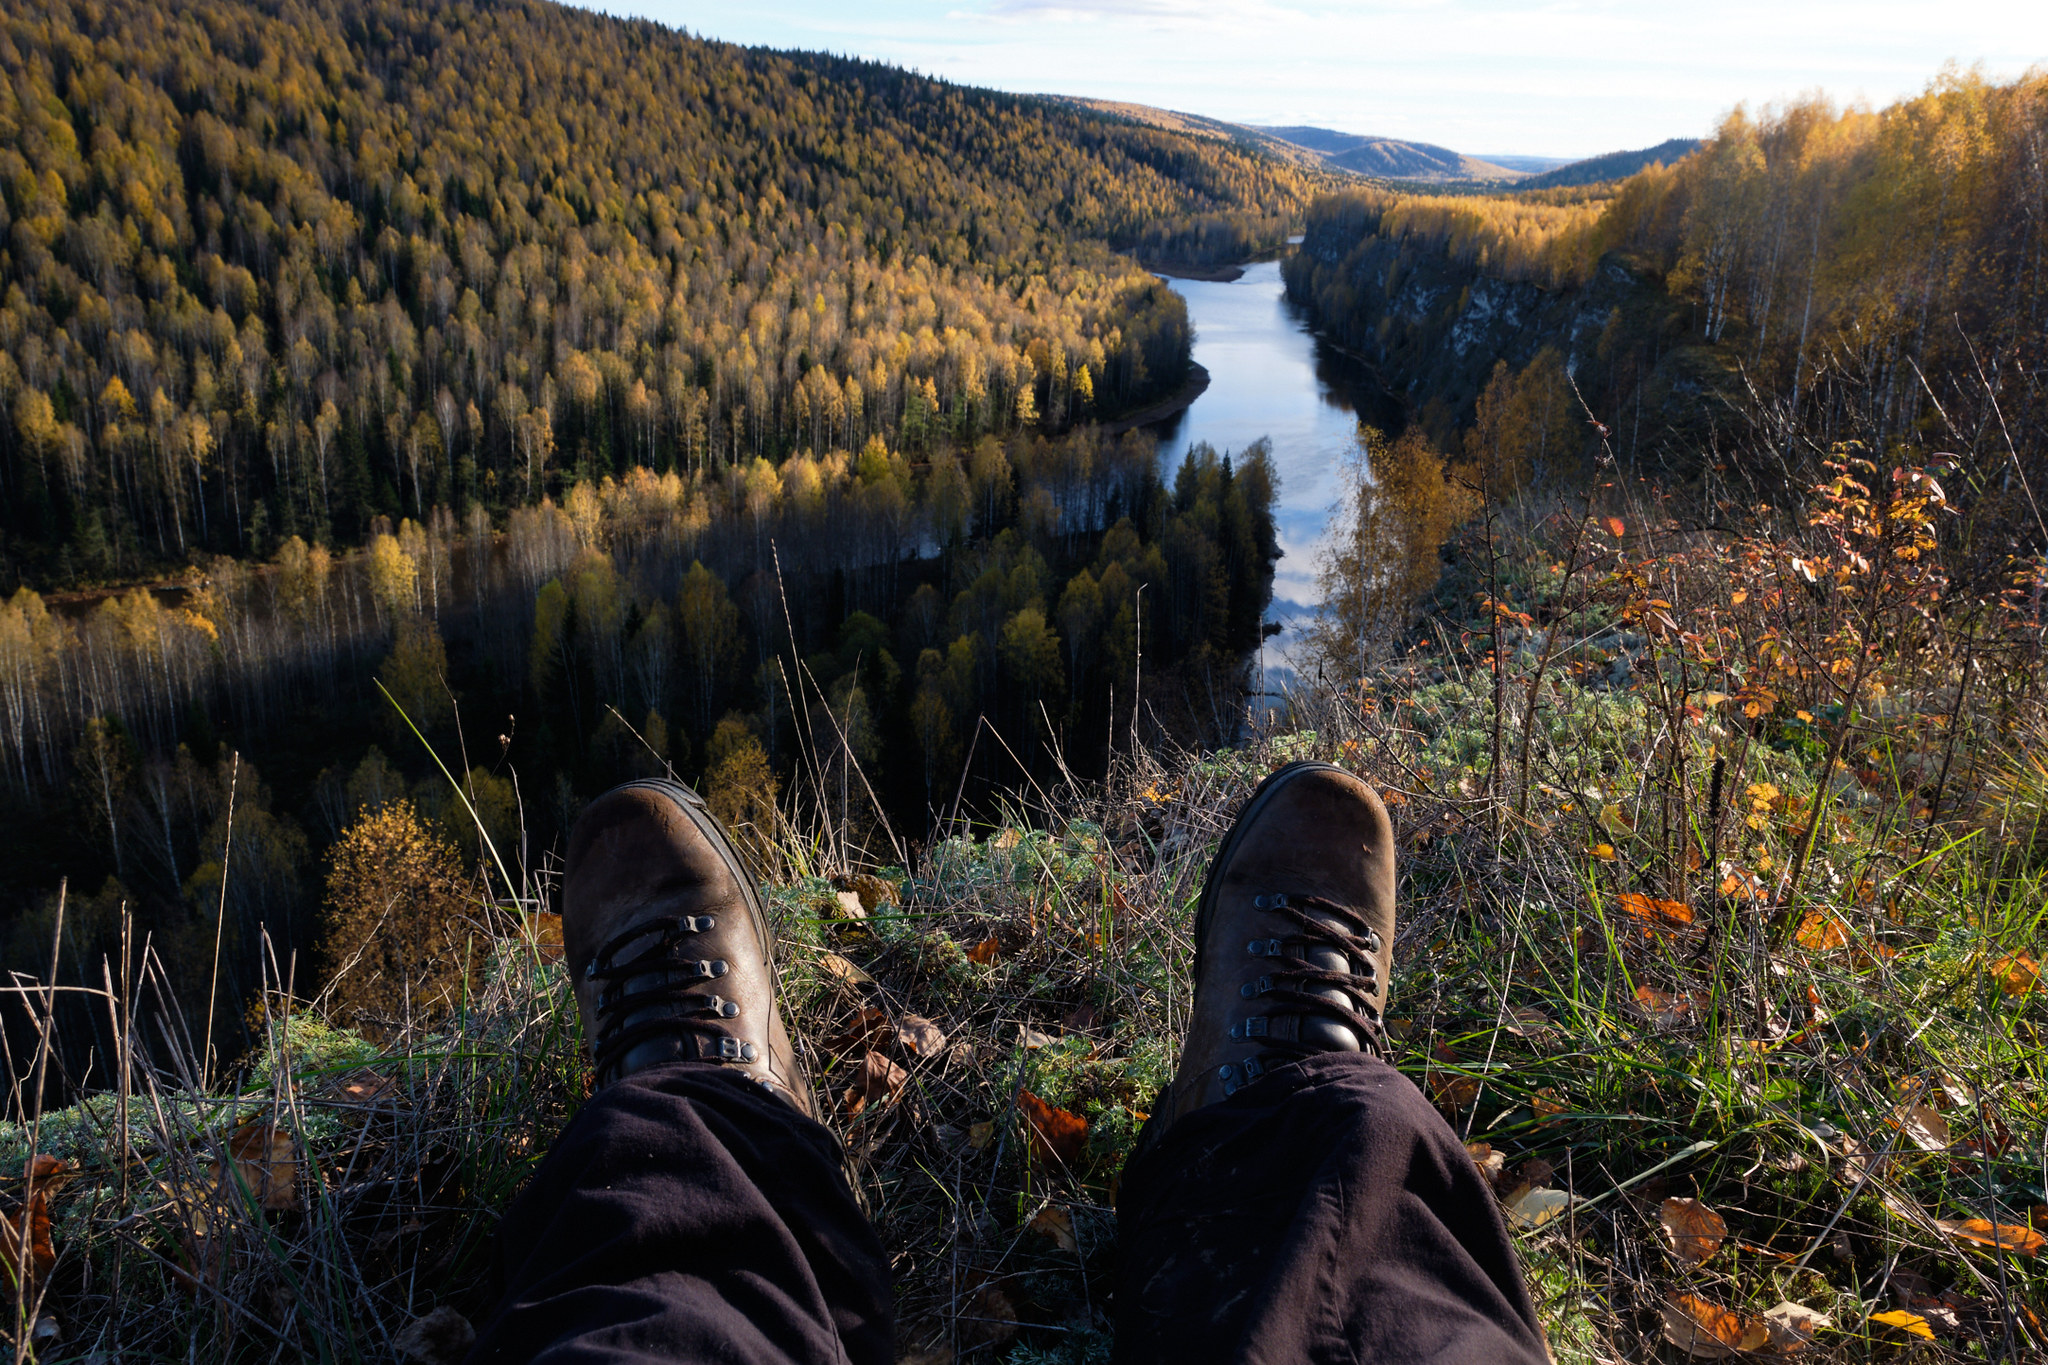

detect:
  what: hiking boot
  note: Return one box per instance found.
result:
[1154,761,1396,1130]
[562,779,815,1117]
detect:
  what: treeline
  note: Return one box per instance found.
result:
[1285,70,2048,522]
[0,0,1320,586]
[1,430,1279,1069]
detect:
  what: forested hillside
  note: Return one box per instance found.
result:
[0,0,1306,1082]
[0,0,1320,586]
[1285,72,2048,525]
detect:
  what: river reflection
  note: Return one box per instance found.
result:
[1150,260,1401,668]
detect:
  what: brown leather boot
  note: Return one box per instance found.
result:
[1153,761,1396,1131]
[561,779,815,1117]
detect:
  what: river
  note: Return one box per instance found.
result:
[1149,259,1402,674]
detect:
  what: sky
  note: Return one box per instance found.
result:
[571,0,2045,161]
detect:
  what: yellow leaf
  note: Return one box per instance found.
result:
[1503,1185,1571,1230]
[1589,842,1617,862]
[819,952,873,985]
[1869,1309,1935,1340]
[967,1121,994,1150]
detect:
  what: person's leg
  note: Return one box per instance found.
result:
[468,779,892,1365]
[1115,761,1548,1365]
[1115,1053,1546,1365]
[469,1062,891,1365]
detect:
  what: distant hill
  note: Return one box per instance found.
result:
[1059,102,1523,184]
[1259,126,1521,181]
[1475,154,1575,175]
[1519,138,1701,189]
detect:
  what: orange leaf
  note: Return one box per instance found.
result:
[1618,892,1693,930]
[1990,952,2039,996]
[1937,1218,2045,1256]
[1604,517,1626,537]
[1018,1090,1089,1169]
[967,935,1000,964]
[1795,912,1849,951]
[1426,1042,1479,1111]
[1661,1292,1769,1357]
[1659,1196,1727,1267]
[1634,985,1706,1025]
[0,1155,64,1296]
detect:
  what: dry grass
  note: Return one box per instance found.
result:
[8,498,2048,1362]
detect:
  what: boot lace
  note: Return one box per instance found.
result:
[1221,892,1386,1092]
[584,913,752,1083]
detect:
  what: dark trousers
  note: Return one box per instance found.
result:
[469,1054,1549,1365]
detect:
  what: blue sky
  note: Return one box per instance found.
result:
[572,0,2044,160]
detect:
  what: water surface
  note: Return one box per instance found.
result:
[1151,260,1402,662]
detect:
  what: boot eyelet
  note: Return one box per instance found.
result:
[1253,895,1268,908]
[1239,975,1274,998]
[1218,1063,1235,1079]
[1241,1056,1264,1080]
[709,960,728,977]
[721,1001,740,1018]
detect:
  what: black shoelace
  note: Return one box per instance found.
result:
[1241,891,1387,1058]
[584,913,753,1083]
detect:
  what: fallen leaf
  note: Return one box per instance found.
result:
[1869,1309,1934,1340]
[1504,1185,1571,1230]
[1019,1026,1058,1049]
[960,1284,1018,1347]
[1662,1292,1769,1358]
[1660,1197,1728,1267]
[1618,891,1693,930]
[1589,842,1618,862]
[1503,1006,1554,1039]
[1018,1090,1088,1169]
[1795,912,1850,951]
[819,952,873,986]
[830,1006,893,1055]
[1634,985,1705,1026]
[896,1013,947,1057]
[339,1071,398,1102]
[967,935,1000,964]
[831,890,869,921]
[1718,866,1764,901]
[0,1155,65,1296]
[1028,1204,1078,1252]
[1063,1001,1101,1032]
[1990,952,2039,996]
[394,1305,476,1365]
[1530,1089,1566,1126]
[1426,1043,1480,1111]
[1890,1101,1950,1152]
[1466,1142,1505,1185]
[1937,1218,2045,1255]
[967,1121,994,1150]
[847,873,900,912]
[1760,1301,1830,1352]
[840,1051,907,1116]
[219,1120,299,1212]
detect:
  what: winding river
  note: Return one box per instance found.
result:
[1150,260,1401,673]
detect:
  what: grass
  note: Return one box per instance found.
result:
[7,486,2048,1362]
